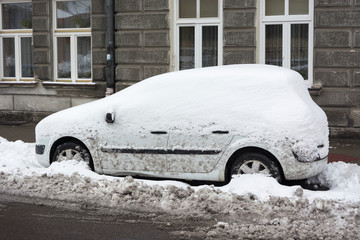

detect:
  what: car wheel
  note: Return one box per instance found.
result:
[231,152,282,182]
[52,142,94,171]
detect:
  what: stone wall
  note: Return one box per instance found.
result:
[32,0,52,81]
[223,0,257,65]
[114,0,170,91]
[313,0,360,137]
[91,0,107,82]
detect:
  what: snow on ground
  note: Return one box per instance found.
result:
[1,136,359,239]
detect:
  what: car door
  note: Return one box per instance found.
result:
[166,129,233,173]
[97,113,168,174]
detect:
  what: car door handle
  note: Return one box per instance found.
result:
[212,130,229,134]
[151,131,167,135]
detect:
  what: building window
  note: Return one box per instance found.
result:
[53,0,91,82]
[0,1,33,82]
[175,0,222,70]
[260,0,313,85]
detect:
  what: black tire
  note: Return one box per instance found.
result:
[52,142,94,171]
[230,152,282,182]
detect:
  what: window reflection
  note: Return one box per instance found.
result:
[289,0,309,15]
[21,37,34,78]
[2,3,32,29]
[291,24,308,79]
[3,38,15,77]
[57,37,71,78]
[179,0,196,18]
[77,37,91,78]
[56,0,90,28]
[265,0,284,16]
[265,25,283,66]
[179,27,195,70]
[202,26,218,67]
[200,0,218,18]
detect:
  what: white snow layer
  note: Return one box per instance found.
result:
[0,136,359,204]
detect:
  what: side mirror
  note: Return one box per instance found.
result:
[106,112,115,123]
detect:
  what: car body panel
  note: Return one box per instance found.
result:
[166,130,233,173]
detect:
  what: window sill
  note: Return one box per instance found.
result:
[42,81,96,89]
[0,81,38,88]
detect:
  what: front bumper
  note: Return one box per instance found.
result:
[282,155,328,180]
[35,139,51,168]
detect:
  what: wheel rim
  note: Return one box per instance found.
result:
[237,160,271,175]
[58,149,84,162]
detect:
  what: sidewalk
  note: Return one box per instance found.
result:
[0,123,359,165]
[329,139,360,165]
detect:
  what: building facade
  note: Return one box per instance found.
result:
[0,0,359,137]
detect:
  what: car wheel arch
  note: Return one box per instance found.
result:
[50,136,93,166]
[224,147,285,183]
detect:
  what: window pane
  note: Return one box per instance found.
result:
[200,0,218,18]
[265,0,284,16]
[179,0,196,18]
[57,37,71,78]
[21,38,34,78]
[77,37,91,79]
[3,38,15,77]
[291,24,308,80]
[265,25,282,66]
[289,0,309,15]
[2,3,32,29]
[202,26,218,67]
[179,27,195,70]
[56,0,90,28]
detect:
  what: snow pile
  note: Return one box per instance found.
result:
[0,137,359,204]
[0,137,40,169]
[1,137,360,238]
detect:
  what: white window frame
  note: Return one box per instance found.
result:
[174,0,223,70]
[53,0,92,83]
[0,0,33,82]
[260,0,314,86]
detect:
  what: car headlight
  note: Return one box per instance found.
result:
[292,144,326,162]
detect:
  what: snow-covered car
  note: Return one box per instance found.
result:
[35,64,329,183]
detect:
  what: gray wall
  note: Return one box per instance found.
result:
[114,0,170,91]
[312,0,360,137]
[223,0,257,65]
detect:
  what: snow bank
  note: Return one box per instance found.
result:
[0,137,359,204]
[1,137,359,238]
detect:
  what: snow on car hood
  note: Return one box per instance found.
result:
[36,65,328,160]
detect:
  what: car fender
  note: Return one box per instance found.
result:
[41,133,104,174]
[214,135,290,175]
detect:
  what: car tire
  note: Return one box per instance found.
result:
[52,142,94,171]
[231,152,282,182]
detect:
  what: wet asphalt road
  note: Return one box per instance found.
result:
[0,200,171,240]
[0,194,201,240]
